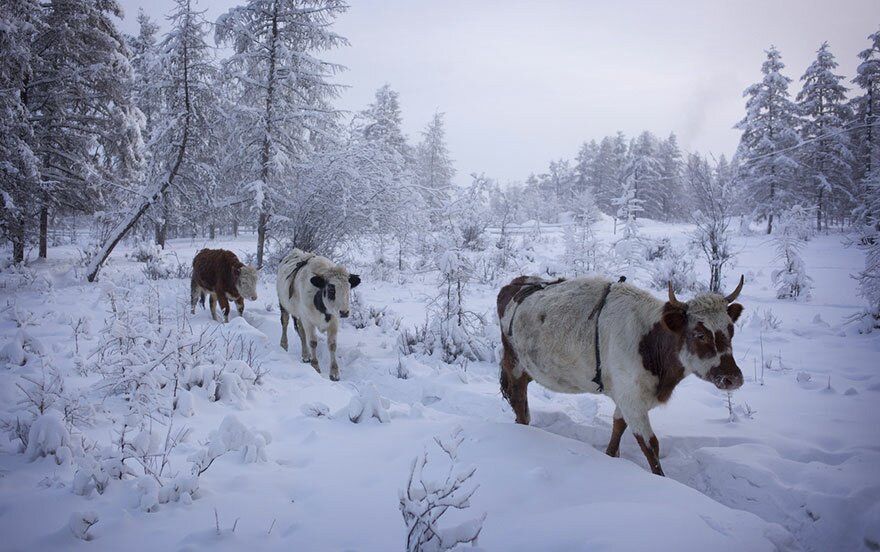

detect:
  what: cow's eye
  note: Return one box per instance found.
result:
[695,332,710,342]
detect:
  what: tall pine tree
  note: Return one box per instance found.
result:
[736,46,800,234]
[796,42,853,231]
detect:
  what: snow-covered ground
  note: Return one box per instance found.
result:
[1,218,878,552]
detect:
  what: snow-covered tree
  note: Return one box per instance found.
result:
[30,0,145,258]
[356,84,424,269]
[852,28,880,235]
[574,139,598,197]
[592,132,629,214]
[772,205,814,300]
[150,0,220,247]
[0,0,40,263]
[414,112,455,224]
[736,46,800,234]
[656,133,684,221]
[215,0,348,267]
[796,42,853,231]
[628,131,663,219]
[563,188,602,275]
[687,153,736,293]
[611,170,644,268]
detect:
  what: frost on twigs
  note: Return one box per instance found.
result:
[68,511,99,540]
[348,382,391,424]
[400,427,486,552]
[188,415,271,476]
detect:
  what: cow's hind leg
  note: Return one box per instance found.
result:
[328,318,340,381]
[280,306,290,351]
[190,280,199,314]
[500,334,531,425]
[208,293,218,321]
[294,317,310,363]
[605,406,628,457]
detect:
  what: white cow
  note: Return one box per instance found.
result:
[276,249,360,381]
[497,274,745,475]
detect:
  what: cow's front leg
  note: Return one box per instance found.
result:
[235,297,245,315]
[280,306,290,351]
[328,318,340,381]
[217,294,232,323]
[303,321,321,375]
[294,317,310,363]
[605,405,628,457]
[208,293,218,321]
[620,406,664,476]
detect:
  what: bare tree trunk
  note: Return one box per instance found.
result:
[12,215,25,264]
[39,205,48,258]
[157,190,169,249]
[255,3,280,269]
[233,218,239,237]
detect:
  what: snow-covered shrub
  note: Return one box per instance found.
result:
[130,242,161,263]
[400,428,486,552]
[648,245,700,293]
[398,321,433,357]
[348,382,390,424]
[772,206,813,300]
[429,251,491,363]
[748,308,782,331]
[143,255,191,280]
[68,511,99,540]
[189,416,271,475]
[25,411,72,464]
[350,292,401,332]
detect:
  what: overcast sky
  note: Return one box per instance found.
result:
[117,0,877,186]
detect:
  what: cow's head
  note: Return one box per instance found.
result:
[235,266,259,301]
[310,268,361,319]
[662,276,745,391]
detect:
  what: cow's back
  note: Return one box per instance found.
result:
[500,276,614,394]
[277,248,319,319]
[192,249,242,295]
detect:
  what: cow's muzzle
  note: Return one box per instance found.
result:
[707,354,743,390]
[339,310,350,318]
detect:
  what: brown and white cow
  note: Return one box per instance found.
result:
[276,248,360,381]
[497,275,745,476]
[190,248,258,322]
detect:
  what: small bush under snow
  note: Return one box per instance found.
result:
[25,412,72,464]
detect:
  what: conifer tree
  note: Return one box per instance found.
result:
[215,0,348,267]
[796,42,853,231]
[0,0,40,263]
[736,46,800,234]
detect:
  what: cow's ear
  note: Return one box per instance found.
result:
[727,303,744,322]
[661,302,688,334]
[348,274,361,288]
[310,275,326,288]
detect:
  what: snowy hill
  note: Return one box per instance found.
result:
[1,218,878,552]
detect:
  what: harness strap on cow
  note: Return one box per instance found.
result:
[505,278,566,337]
[588,276,626,393]
[286,254,315,286]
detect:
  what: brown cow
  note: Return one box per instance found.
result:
[190,249,258,322]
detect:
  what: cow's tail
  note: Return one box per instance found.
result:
[499,332,516,406]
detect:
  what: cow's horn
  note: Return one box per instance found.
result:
[668,281,685,308]
[724,275,745,303]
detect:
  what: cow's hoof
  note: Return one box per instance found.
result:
[301,357,311,364]
[330,372,339,382]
